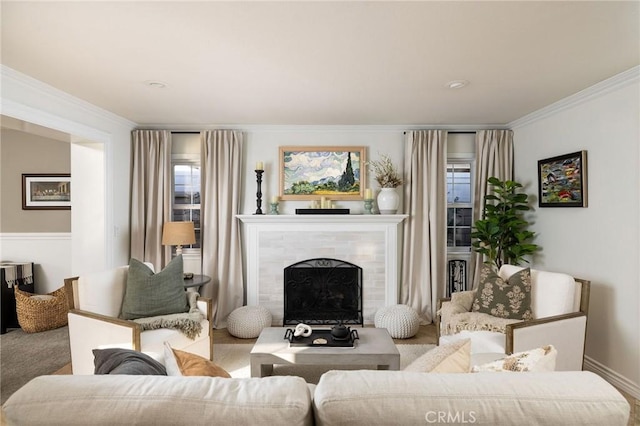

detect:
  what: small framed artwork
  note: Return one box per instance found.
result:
[22,174,71,210]
[538,151,587,207]
[279,146,366,200]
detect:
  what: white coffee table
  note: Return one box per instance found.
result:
[250,327,400,377]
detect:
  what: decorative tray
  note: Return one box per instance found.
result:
[295,209,350,215]
[284,328,359,347]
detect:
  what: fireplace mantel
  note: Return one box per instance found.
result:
[236,214,407,224]
[237,214,408,324]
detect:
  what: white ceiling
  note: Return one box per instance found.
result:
[1,1,638,127]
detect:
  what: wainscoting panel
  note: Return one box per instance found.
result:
[0,233,72,293]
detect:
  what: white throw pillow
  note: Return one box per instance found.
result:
[471,345,557,372]
[163,342,182,376]
[499,265,577,318]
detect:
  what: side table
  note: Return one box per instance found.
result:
[1,262,35,334]
[183,274,211,293]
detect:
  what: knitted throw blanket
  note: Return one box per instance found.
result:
[438,291,521,335]
[133,292,204,339]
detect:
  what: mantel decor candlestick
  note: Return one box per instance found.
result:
[270,196,279,215]
[364,199,374,214]
[269,202,279,215]
[363,187,374,214]
[254,168,264,215]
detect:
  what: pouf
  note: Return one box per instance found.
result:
[374,304,420,339]
[227,305,272,339]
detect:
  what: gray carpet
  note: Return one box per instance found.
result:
[1,326,71,405]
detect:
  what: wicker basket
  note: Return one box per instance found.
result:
[14,287,69,333]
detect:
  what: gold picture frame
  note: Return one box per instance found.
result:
[279,146,366,200]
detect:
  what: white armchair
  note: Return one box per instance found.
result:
[436,264,590,371]
[64,265,213,375]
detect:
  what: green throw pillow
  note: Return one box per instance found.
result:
[120,255,188,320]
[472,266,533,320]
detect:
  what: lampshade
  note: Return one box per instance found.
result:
[162,222,196,247]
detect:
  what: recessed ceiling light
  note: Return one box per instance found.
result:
[144,80,168,89]
[446,80,469,89]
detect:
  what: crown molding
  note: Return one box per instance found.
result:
[509,66,640,129]
[1,65,136,130]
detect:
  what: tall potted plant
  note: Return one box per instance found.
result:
[471,177,539,271]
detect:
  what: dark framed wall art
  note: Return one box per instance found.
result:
[22,173,71,210]
[537,151,587,207]
[279,146,366,200]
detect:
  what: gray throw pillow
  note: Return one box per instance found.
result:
[120,255,188,320]
[93,348,167,375]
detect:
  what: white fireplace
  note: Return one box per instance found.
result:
[237,214,407,324]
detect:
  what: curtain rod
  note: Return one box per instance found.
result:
[171,130,478,135]
[402,131,477,135]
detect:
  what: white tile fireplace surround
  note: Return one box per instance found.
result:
[237,215,408,325]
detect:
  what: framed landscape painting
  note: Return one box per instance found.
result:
[22,173,71,210]
[279,146,365,200]
[538,151,587,207]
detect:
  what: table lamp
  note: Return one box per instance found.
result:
[162,221,196,256]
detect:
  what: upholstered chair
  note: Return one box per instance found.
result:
[64,264,213,374]
[436,264,590,371]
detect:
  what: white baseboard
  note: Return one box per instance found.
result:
[584,355,640,400]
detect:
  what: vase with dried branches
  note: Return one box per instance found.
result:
[367,154,403,214]
[367,153,404,188]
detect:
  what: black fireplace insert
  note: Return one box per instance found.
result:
[283,258,363,326]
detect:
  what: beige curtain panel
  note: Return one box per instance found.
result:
[200,130,244,328]
[401,130,448,324]
[130,130,173,271]
[469,129,514,288]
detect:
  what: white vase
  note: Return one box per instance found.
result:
[377,187,399,214]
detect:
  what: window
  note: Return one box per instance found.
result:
[446,134,475,296]
[171,162,201,251]
[447,162,472,251]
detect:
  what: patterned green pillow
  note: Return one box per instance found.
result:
[472,266,533,320]
[120,255,188,320]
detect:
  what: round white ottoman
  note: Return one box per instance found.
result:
[374,304,420,339]
[227,305,272,339]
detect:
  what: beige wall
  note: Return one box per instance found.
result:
[0,128,71,232]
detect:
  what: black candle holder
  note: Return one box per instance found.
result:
[254,170,264,215]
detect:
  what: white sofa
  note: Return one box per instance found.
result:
[2,370,630,425]
[437,264,590,371]
[65,265,212,374]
